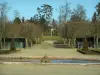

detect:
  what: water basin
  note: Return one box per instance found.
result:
[51,60,100,63]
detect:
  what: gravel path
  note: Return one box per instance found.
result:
[0,64,100,75]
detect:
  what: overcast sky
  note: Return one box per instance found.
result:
[0,0,99,21]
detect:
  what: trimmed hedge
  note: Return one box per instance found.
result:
[0,50,21,54]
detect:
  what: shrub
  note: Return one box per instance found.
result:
[41,54,50,63]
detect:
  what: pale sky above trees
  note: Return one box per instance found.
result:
[0,0,99,21]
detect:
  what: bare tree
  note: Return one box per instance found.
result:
[91,9,100,48]
[0,2,11,49]
[91,22,100,48]
[60,22,78,47]
[60,23,68,44]
[32,24,42,44]
[63,0,71,22]
[58,1,71,44]
[58,6,63,25]
[20,23,42,47]
[20,24,33,47]
[90,2,100,48]
[70,4,87,22]
[70,26,77,47]
[14,10,20,18]
[58,0,71,25]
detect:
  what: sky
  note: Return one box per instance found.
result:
[0,0,99,21]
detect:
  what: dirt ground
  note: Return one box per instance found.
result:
[0,64,100,75]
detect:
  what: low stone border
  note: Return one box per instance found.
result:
[92,50,100,53]
[77,49,100,55]
[0,56,100,62]
[0,62,100,65]
[77,50,86,54]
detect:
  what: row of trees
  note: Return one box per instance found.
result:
[91,2,100,48]
[13,4,53,32]
[58,1,87,47]
[60,1,100,48]
[0,2,53,48]
[0,1,100,48]
[0,2,11,49]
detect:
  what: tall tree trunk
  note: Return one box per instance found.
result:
[38,38,40,44]
[25,38,28,48]
[68,39,71,46]
[70,39,72,47]
[96,37,98,48]
[71,38,75,48]
[31,40,33,47]
[51,30,52,36]
[36,38,38,44]
[4,38,5,49]
[64,38,66,44]
[0,38,2,49]
[94,37,96,48]
[42,32,44,36]
[73,38,76,48]
[10,38,16,51]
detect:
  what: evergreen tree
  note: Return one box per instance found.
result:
[92,12,97,23]
[22,17,25,23]
[14,17,21,24]
[96,2,100,20]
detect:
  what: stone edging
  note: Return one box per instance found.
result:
[0,62,100,65]
[0,56,100,61]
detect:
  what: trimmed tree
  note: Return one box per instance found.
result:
[10,38,16,51]
[82,38,88,50]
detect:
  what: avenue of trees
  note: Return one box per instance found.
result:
[59,1,100,48]
[0,1,100,48]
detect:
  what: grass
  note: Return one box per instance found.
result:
[0,64,100,75]
[41,36,61,41]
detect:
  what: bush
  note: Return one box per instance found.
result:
[41,54,50,63]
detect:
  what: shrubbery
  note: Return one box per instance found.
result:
[41,54,50,63]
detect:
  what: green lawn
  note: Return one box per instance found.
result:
[41,36,61,41]
[0,64,100,75]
